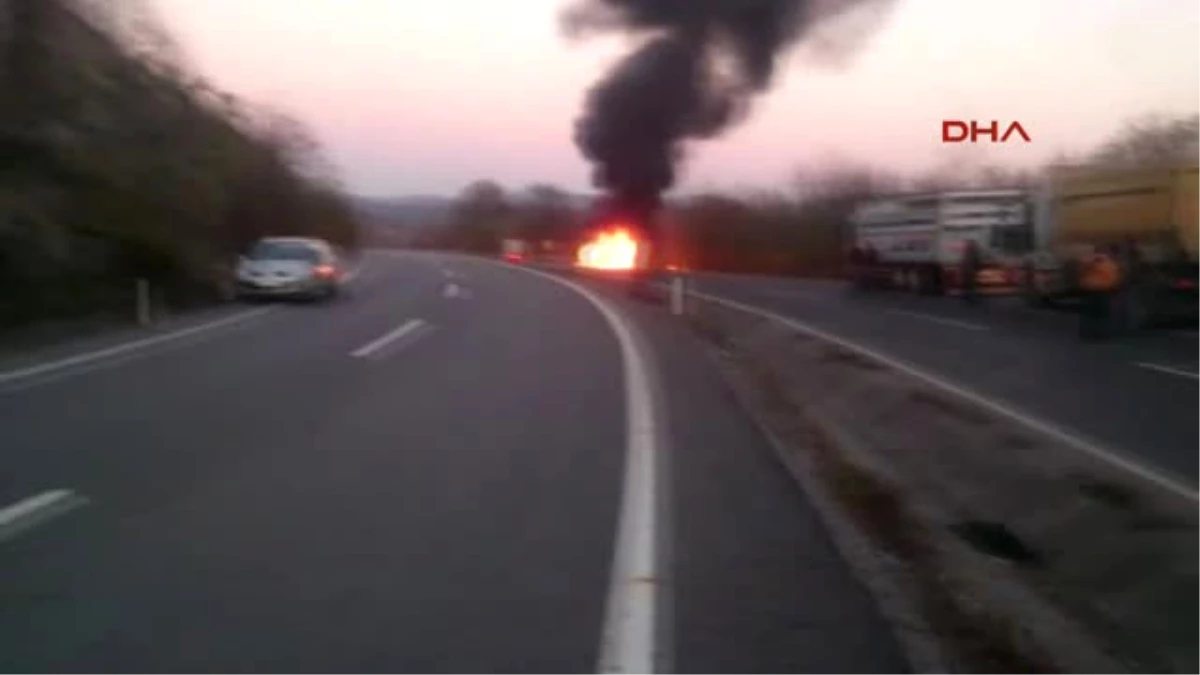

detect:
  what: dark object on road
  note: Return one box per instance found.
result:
[950,520,1043,567]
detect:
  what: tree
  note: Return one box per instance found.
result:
[516,183,576,244]
[0,0,361,325]
[442,180,511,252]
[1088,113,1199,169]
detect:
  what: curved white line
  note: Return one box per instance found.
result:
[491,259,664,673]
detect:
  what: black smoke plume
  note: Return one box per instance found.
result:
[564,0,895,224]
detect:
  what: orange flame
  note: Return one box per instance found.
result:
[576,227,640,270]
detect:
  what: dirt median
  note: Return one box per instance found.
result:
[684,294,1198,674]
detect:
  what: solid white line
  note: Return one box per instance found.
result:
[0,489,89,542]
[885,309,989,332]
[1135,362,1200,380]
[500,262,662,673]
[691,290,1199,503]
[350,319,428,359]
[0,307,274,386]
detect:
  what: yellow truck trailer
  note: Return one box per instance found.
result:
[1023,163,1198,322]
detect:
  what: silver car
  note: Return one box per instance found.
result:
[236,237,343,301]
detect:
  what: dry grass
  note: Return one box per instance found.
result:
[688,305,1067,673]
[817,343,886,371]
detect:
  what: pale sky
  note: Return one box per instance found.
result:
[154,0,1199,197]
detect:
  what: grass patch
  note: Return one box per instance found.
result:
[826,460,1056,672]
[1077,478,1190,533]
[827,459,929,562]
[691,321,1060,673]
[817,344,885,371]
[1077,479,1137,511]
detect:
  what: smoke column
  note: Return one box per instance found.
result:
[564,0,895,223]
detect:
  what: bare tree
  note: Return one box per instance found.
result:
[516,183,575,244]
[1,0,360,324]
[440,180,511,252]
[1088,113,1199,169]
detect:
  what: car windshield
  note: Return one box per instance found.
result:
[248,241,319,262]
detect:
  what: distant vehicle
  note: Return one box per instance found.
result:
[236,236,342,301]
[1020,163,1198,320]
[500,239,530,263]
[849,189,1034,295]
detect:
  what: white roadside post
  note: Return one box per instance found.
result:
[136,278,151,327]
[670,274,685,316]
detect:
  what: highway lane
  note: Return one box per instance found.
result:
[0,251,904,673]
[688,273,1199,486]
[0,251,626,672]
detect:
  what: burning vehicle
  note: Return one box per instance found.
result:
[574,198,657,272]
[571,199,672,301]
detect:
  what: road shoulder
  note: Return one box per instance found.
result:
[685,292,1196,673]
[591,281,909,673]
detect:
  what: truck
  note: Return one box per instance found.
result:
[1021,163,1198,322]
[848,188,1034,295]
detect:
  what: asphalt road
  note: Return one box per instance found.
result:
[0,251,904,673]
[688,273,1199,486]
